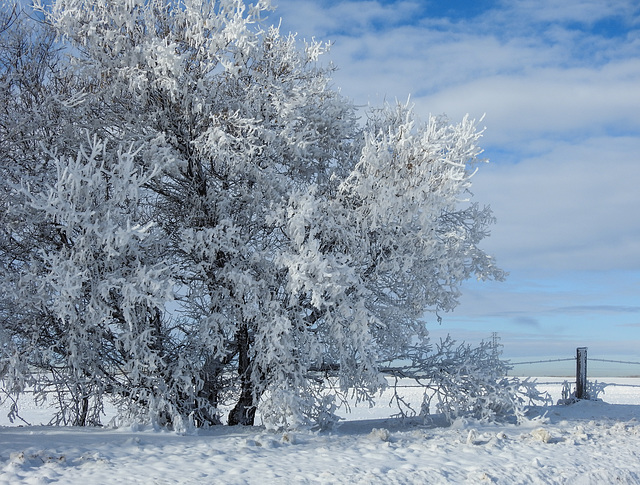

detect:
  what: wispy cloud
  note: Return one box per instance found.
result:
[472,135,640,271]
[552,305,640,315]
[273,0,640,151]
[272,0,640,273]
[513,316,540,328]
[494,0,639,28]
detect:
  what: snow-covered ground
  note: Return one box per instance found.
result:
[1,378,639,484]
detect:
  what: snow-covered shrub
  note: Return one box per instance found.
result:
[385,336,551,424]
[558,379,606,404]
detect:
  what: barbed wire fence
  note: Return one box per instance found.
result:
[509,351,640,392]
[510,358,575,366]
[511,357,640,367]
[590,358,640,366]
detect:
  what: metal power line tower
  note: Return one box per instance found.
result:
[491,332,501,360]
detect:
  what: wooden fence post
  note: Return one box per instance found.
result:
[576,347,588,400]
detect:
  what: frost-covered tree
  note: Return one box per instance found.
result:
[4,135,174,426]
[0,3,58,276]
[1,0,505,429]
[0,3,76,420]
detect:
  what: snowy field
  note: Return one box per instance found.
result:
[1,378,640,484]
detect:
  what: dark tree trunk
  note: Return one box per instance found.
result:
[228,325,256,426]
[194,356,224,426]
[74,395,88,426]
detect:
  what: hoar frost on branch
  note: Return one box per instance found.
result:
[4,134,174,426]
[1,0,516,430]
[383,336,552,425]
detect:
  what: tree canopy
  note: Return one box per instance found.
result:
[0,0,505,429]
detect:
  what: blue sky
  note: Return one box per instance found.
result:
[269,0,640,375]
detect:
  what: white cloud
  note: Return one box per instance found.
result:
[273,1,640,147]
[270,0,640,274]
[471,135,640,271]
[495,0,639,26]
[415,60,640,150]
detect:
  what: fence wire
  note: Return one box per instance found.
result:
[590,358,640,366]
[508,354,640,389]
[510,357,640,366]
[510,358,575,366]
[385,351,640,389]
